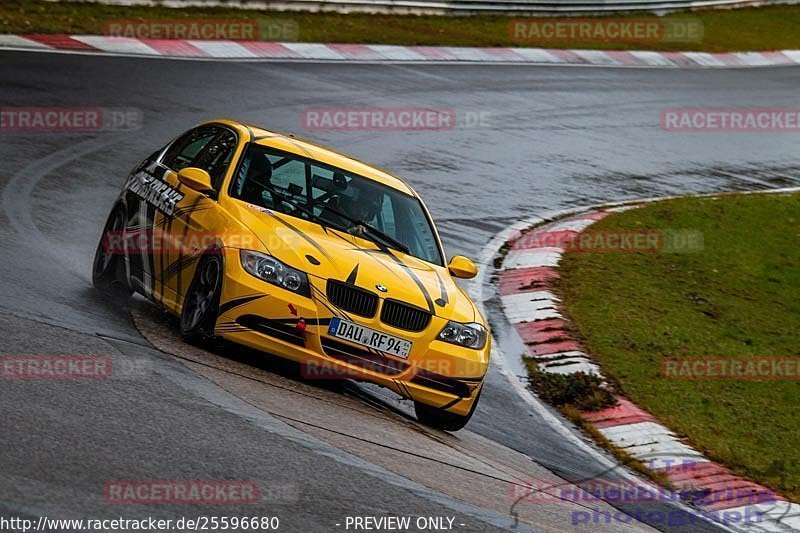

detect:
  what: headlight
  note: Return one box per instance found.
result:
[240,250,310,297]
[437,321,487,349]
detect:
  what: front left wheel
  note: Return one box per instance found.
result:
[92,206,133,301]
[180,254,222,345]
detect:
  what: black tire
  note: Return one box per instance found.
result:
[92,206,133,301]
[180,254,222,345]
[414,387,483,432]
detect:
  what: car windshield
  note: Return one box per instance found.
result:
[230,144,443,266]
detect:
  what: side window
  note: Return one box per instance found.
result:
[161,126,220,172]
[231,150,276,208]
[193,130,237,191]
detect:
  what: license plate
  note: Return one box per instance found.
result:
[328,317,412,359]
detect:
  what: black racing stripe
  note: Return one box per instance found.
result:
[383,251,435,314]
[346,264,359,285]
[162,256,181,278]
[435,271,449,307]
[173,204,211,218]
[330,236,405,283]
[218,294,266,316]
[325,226,393,260]
[172,204,207,217]
[403,382,416,401]
[325,226,390,259]
[265,211,334,263]
[125,197,144,290]
[155,206,211,227]
[146,202,157,298]
[390,379,403,396]
[393,379,415,402]
[328,225,399,262]
[159,180,183,306]
[325,226,353,244]
[215,320,250,332]
[270,317,332,327]
[176,196,204,299]
[311,285,352,322]
[174,255,201,279]
[236,315,307,346]
[438,396,463,411]
[163,253,200,280]
[155,210,166,304]
[311,286,340,318]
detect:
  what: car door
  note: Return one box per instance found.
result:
[120,137,205,303]
[158,125,238,313]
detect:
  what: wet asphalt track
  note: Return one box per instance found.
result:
[1,50,799,532]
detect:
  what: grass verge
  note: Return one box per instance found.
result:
[525,363,615,411]
[523,360,670,486]
[558,192,800,500]
[3,0,800,52]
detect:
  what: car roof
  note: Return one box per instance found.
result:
[210,119,416,196]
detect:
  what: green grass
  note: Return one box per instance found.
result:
[558,192,800,500]
[3,0,800,51]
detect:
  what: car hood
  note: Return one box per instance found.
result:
[230,202,477,323]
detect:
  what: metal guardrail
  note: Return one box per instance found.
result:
[59,0,799,15]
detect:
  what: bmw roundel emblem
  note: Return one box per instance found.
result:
[375,284,388,293]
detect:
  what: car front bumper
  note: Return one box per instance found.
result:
[214,247,489,416]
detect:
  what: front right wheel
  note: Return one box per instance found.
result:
[414,387,482,432]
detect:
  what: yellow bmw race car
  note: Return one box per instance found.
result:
[93,119,490,430]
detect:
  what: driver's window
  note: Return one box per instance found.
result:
[193,130,237,190]
[162,126,220,172]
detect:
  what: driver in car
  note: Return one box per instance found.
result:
[325,186,383,237]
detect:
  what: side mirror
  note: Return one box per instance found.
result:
[178,167,213,194]
[447,255,478,279]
